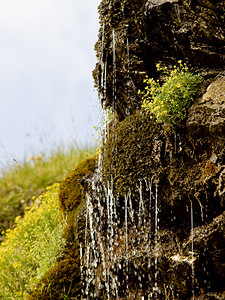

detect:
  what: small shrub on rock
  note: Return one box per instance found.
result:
[140,61,203,124]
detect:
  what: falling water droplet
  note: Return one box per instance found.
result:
[112,29,117,110]
[190,200,195,299]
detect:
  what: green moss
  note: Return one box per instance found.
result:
[59,156,97,211]
[102,110,162,195]
[101,109,216,217]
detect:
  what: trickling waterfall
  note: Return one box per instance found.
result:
[80,178,161,299]
[154,184,159,295]
[112,29,117,110]
[190,200,195,299]
[126,37,131,116]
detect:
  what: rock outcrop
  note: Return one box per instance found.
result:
[187,75,225,142]
[93,0,225,120]
[87,0,225,299]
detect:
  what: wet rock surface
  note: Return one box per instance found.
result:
[93,0,225,120]
[84,0,225,298]
[79,105,224,298]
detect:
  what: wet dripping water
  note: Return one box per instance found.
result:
[112,29,117,110]
[126,37,131,116]
[190,200,195,299]
[80,178,161,299]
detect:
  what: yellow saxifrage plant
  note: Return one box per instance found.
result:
[0,183,66,299]
[140,61,203,124]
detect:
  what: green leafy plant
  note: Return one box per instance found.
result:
[140,60,203,124]
[0,183,66,299]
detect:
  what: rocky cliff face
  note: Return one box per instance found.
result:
[93,0,225,120]
[83,0,225,299]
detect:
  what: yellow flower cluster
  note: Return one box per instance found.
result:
[140,61,202,124]
[0,183,66,299]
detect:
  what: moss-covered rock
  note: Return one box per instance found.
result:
[102,110,162,195]
[81,102,224,298]
[101,108,224,234]
[59,156,97,212]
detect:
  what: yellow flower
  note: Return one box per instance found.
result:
[12,262,22,268]
[151,105,160,113]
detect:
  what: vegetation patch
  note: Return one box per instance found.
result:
[27,242,81,300]
[28,155,97,299]
[0,146,97,299]
[0,184,65,299]
[0,144,95,241]
[140,61,203,124]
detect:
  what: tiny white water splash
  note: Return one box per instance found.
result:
[127,189,134,223]
[190,200,195,299]
[125,193,128,254]
[154,184,159,295]
[197,198,204,222]
[80,243,83,281]
[124,192,130,297]
[137,180,145,227]
[101,23,105,101]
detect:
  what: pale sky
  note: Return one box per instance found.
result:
[0,0,101,168]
